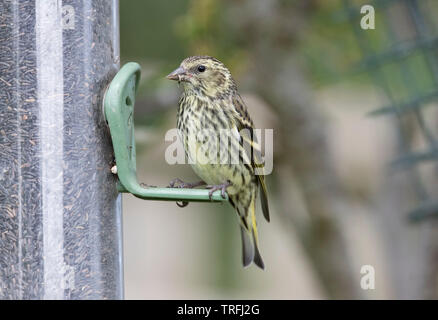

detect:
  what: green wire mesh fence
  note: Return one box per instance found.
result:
[338,0,438,222]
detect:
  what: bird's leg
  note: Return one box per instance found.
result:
[176,201,189,208]
[168,179,206,209]
[168,178,206,189]
[206,181,232,200]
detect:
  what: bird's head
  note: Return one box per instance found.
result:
[166,56,236,98]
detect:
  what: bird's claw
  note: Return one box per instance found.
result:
[168,178,205,189]
[168,178,183,188]
[206,181,231,201]
[169,178,205,208]
[176,201,189,208]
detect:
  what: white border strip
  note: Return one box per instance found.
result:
[36,0,65,300]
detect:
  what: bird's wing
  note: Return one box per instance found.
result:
[231,94,270,223]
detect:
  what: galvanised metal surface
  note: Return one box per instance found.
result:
[0,0,123,299]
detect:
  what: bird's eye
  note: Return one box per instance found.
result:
[197,65,206,72]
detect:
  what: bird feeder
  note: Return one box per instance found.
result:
[0,0,122,299]
[0,0,226,300]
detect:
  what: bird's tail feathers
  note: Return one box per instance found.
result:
[250,197,265,270]
[233,194,265,270]
[252,229,265,269]
[240,226,254,267]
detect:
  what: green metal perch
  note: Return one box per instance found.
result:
[104,62,228,203]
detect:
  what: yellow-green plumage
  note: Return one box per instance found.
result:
[167,56,270,269]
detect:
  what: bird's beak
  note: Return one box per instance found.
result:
[166,66,186,81]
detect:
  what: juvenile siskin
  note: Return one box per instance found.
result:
[167,56,270,269]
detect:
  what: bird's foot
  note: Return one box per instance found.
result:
[168,178,206,189]
[206,181,232,200]
[176,201,189,208]
[168,178,205,209]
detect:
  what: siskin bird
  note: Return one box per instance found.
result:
[166,56,270,269]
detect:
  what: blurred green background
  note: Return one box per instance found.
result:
[120,0,438,299]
